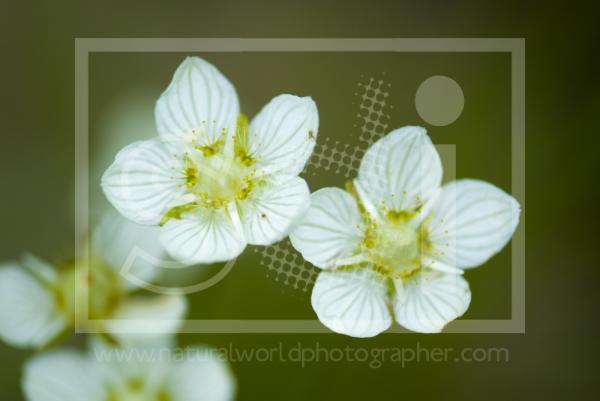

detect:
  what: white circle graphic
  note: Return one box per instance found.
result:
[415,75,464,126]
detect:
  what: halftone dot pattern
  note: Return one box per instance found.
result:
[356,77,391,151]
[303,137,361,178]
[258,76,392,292]
[303,76,391,178]
[254,240,319,292]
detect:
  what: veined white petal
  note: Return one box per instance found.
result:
[424,179,521,269]
[239,174,310,245]
[101,138,187,225]
[290,188,364,269]
[311,269,391,338]
[167,347,236,401]
[155,57,239,144]
[104,294,187,337]
[357,126,442,214]
[393,270,471,333]
[353,179,382,222]
[333,253,369,267]
[92,210,166,289]
[160,208,246,264]
[421,257,463,274]
[248,95,318,176]
[22,350,105,401]
[0,264,66,348]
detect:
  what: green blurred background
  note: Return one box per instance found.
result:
[1,1,597,400]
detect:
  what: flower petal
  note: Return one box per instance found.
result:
[92,210,166,289]
[155,57,239,144]
[248,94,318,175]
[104,294,187,338]
[0,263,67,348]
[311,269,391,338]
[167,347,236,401]
[160,207,246,264]
[101,138,187,225]
[89,335,173,386]
[393,270,471,333]
[21,253,58,284]
[424,179,521,269]
[238,174,309,245]
[357,126,442,214]
[22,350,105,401]
[290,188,364,269]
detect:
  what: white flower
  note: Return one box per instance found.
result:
[22,340,235,401]
[102,56,319,265]
[290,126,521,336]
[0,211,187,348]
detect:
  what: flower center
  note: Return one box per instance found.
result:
[371,221,420,276]
[188,151,250,204]
[161,115,259,225]
[107,378,172,401]
[54,256,125,323]
[362,218,426,278]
